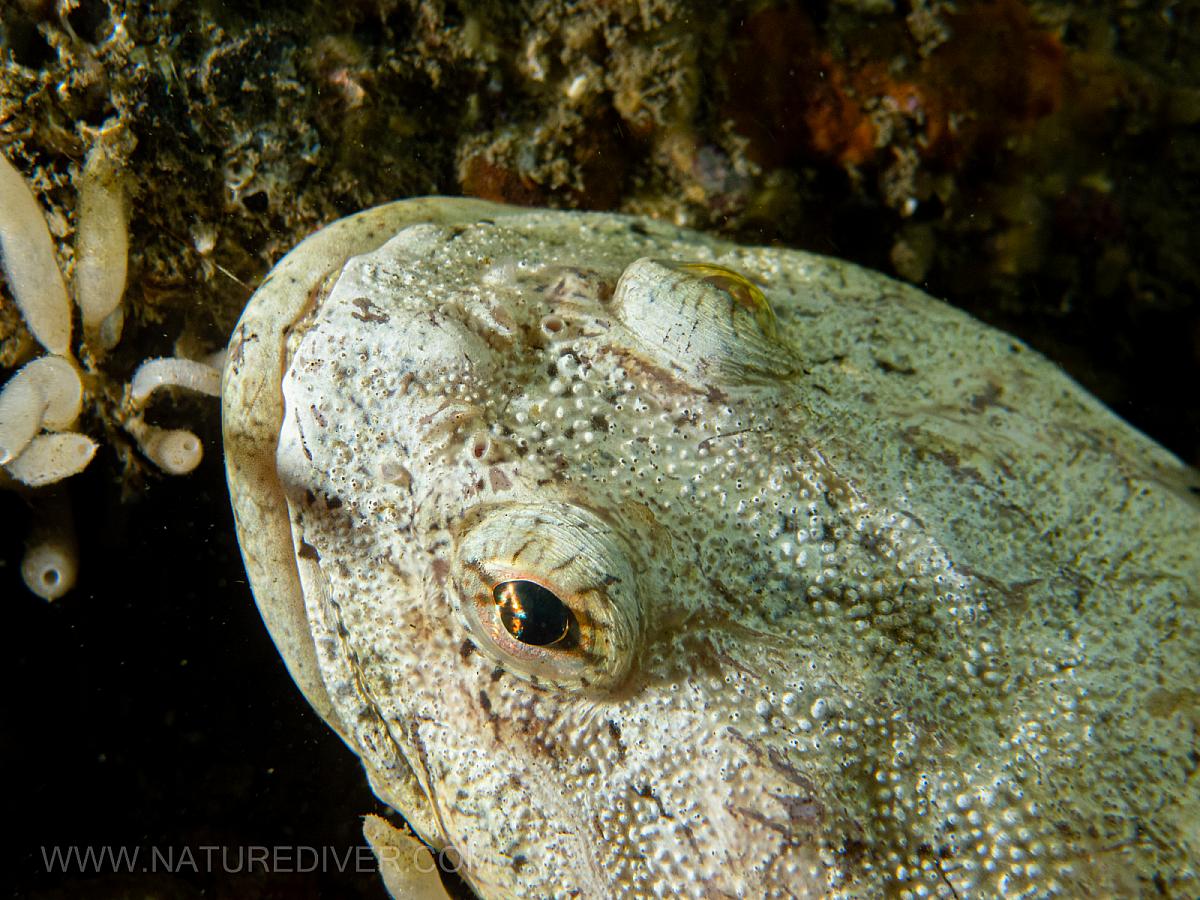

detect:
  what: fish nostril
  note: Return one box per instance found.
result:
[611,257,797,384]
[672,261,778,339]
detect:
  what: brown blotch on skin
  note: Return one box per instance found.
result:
[874,356,917,376]
[606,345,712,401]
[542,267,616,306]
[607,720,627,763]
[476,689,503,742]
[431,557,450,585]
[351,295,390,324]
[227,325,256,370]
[969,380,1011,413]
[733,804,818,841]
[489,467,513,492]
[634,783,671,820]
[1146,688,1200,723]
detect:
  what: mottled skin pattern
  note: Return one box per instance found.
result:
[222,201,1199,899]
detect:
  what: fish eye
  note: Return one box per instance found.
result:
[451,502,643,690]
[493,579,574,646]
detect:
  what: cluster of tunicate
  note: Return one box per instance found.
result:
[1,151,94,488]
[1,142,220,598]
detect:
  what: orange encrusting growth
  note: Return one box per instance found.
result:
[723,0,1066,170]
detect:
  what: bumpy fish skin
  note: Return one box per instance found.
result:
[223,200,1199,899]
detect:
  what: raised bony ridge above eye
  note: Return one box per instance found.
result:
[611,257,800,384]
[450,502,643,691]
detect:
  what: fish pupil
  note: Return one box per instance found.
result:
[493,580,571,646]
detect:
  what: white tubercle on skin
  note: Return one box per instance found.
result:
[75,144,129,351]
[129,357,222,406]
[0,150,72,357]
[4,432,98,487]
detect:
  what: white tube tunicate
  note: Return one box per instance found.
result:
[97,306,124,350]
[23,355,83,429]
[0,356,84,463]
[204,347,227,373]
[75,145,128,350]
[0,150,72,356]
[4,432,98,486]
[126,417,203,474]
[129,357,222,406]
[362,814,449,900]
[21,495,78,601]
[0,370,46,464]
[22,540,78,600]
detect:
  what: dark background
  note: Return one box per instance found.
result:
[4,444,403,898]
